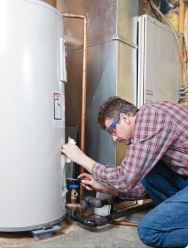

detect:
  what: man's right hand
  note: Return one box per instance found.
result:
[61,143,96,174]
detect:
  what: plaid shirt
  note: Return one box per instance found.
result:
[92,101,188,199]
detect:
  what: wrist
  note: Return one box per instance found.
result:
[107,187,119,197]
[80,154,96,173]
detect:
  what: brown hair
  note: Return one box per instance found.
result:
[97,96,139,129]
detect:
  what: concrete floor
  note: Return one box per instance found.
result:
[0,210,151,248]
[0,221,149,248]
[0,201,153,248]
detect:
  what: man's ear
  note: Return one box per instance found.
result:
[120,113,126,119]
[120,113,130,125]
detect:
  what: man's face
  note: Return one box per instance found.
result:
[104,113,133,145]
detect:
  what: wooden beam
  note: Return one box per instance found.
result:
[179,0,188,33]
[179,0,188,62]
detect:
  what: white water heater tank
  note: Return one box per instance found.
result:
[0,0,67,231]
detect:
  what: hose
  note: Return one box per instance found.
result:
[69,196,136,228]
[70,207,137,228]
[82,196,114,209]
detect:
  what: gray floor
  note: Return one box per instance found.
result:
[0,222,149,248]
[0,201,153,248]
[0,211,151,248]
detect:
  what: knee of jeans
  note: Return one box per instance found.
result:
[137,219,161,247]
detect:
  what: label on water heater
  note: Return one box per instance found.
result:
[53,92,64,128]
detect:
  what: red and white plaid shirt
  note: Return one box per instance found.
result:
[92,101,188,199]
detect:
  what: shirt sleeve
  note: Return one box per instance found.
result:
[118,182,147,200]
[92,107,179,192]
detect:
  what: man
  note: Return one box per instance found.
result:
[62,96,188,248]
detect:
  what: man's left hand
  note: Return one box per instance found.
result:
[78,173,119,197]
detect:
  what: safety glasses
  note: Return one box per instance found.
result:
[106,115,120,134]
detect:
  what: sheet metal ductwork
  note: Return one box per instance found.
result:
[61,0,138,166]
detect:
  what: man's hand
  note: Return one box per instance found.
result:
[78,173,107,192]
[61,143,96,173]
[61,143,84,164]
[78,173,119,197]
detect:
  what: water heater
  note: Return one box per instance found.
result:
[0,0,66,231]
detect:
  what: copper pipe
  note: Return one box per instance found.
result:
[47,0,56,7]
[62,14,87,203]
[66,203,82,209]
[111,220,137,227]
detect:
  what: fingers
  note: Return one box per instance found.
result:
[81,179,92,184]
[62,143,78,150]
[78,173,92,179]
[61,143,76,153]
[61,149,65,155]
[61,144,67,155]
[82,183,93,191]
[61,143,71,153]
[80,178,94,191]
[81,179,93,187]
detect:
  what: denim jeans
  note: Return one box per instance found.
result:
[137,160,188,248]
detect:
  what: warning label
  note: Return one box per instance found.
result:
[53,92,64,128]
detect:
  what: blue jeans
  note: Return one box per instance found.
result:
[137,161,188,248]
